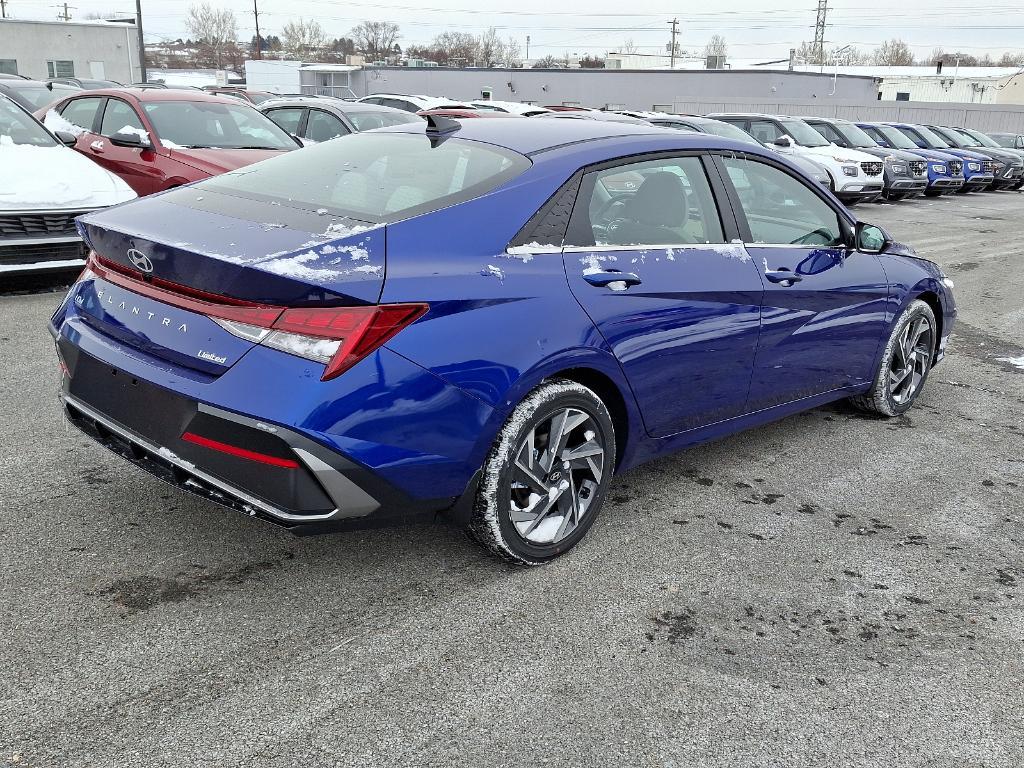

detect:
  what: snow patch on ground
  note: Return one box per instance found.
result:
[996,355,1024,370]
[43,109,87,138]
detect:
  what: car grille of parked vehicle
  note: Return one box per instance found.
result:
[981,160,996,175]
[0,211,83,238]
[909,160,928,177]
[860,161,883,176]
[949,159,964,175]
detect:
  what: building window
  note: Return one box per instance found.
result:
[877,92,883,100]
[46,60,75,79]
[653,104,672,112]
[895,92,911,101]
[0,59,17,76]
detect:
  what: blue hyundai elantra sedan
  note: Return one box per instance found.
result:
[51,116,956,565]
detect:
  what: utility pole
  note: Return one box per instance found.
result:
[813,0,828,71]
[668,18,679,68]
[135,0,147,83]
[55,3,75,21]
[1,0,7,20]
[526,35,530,61]
[253,0,262,59]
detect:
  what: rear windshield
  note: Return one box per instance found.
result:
[201,131,531,223]
[347,109,421,131]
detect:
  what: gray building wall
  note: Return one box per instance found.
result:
[0,19,140,83]
[351,67,881,107]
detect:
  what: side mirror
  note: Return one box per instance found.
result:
[773,135,792,148]
[855,222,890,254]
[53,130,78,146]
[109,129,151,148]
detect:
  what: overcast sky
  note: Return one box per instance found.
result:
[8,0,1024,60]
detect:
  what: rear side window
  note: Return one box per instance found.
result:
[722,156,843,247]
[264,107,305,136]
[576,155,726,247]
[100,98,145,138]
[748,120,783,144]
[306,109,350,142]
[59,97,103,132]
[202,132,531,223]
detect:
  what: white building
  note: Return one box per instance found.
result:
[791,65,1024,104]
[0,18,141,83]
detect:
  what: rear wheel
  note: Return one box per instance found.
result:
[467,379,616,566]
[850,299,936,417]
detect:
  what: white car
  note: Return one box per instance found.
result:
[0,94,135,276]
[356,93,472,113]
[469,100,551,117]
[708,112,885,204]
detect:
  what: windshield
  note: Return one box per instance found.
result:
[961,129,1000,148]
[141,100,298,149]
[779,120,829,147]
[4,82,79,110]
[0,97,57,147]
[833,122,878,148]
[873,124,919,150]
[347,109,421,131]
[910,125,951,148]
[931,126,969,147]
[700,119,760,145]
[202,132,531,223]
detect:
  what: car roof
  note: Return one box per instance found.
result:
[56,87,253,104]
[260,97,409,115]
[375,116,697,155]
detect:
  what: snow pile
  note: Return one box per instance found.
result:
[0,141,135,210]
[43,110,87,138]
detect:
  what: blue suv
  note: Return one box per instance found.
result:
[857,122,965,196]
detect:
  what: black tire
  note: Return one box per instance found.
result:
[850,299,937,417]
[467,379,616,566]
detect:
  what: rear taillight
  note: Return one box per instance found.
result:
[84,252,427,381]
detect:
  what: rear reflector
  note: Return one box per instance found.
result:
[181,431,300,468]
[84,252,427,381]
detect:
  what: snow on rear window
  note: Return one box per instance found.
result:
[199,132,531,223]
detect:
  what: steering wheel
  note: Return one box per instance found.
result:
[592,193,633,224]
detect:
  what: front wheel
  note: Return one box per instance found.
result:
[850,299,936,417]
[467,379,616,565]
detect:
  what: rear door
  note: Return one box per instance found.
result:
[716,153,889,410]
[94,97,166,196]
[563,153,764,437]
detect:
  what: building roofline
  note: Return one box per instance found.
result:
[0,17,136,29]
[360,65,879,81]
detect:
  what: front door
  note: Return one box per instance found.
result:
[717,154,890,411]
[563,154,765,438]
[93,97,166,196]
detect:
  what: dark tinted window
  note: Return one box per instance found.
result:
[202,132,531,223]
[306,109,350,142]
[59,97,103,132]
[264,107,305,135]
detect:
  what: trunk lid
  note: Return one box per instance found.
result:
[74,186,384,376]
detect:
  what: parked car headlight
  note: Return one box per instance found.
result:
[967,162,981,171]
[841,165,858,177]
[890,164,906,174]
[931,164,946,173]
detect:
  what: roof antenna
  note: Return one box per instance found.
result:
[424,113,461,135]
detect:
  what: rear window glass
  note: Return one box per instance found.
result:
[347,110,420,131]
[201,131,531,223]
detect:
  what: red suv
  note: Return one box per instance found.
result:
[35,89,299,196]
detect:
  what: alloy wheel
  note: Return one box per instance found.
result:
[508,407,605,545]
[889,316,933,405]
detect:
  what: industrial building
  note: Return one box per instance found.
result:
[0,18,141,83]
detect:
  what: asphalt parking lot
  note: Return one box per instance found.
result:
[2,191,1022,768]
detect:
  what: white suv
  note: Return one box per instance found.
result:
[708,113,885,204]
[357,93,473,113]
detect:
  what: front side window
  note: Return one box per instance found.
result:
[810,122,844,145]
[748,120,783,144]
[779,120,830,147]
[580,156,725,247]
[722,156,843,247]
[100,98,145,138]
[306,109,350,142]
[832,122,879,148]
[58,97,103,132]
[141,100,297,150]
[202,132,530,223]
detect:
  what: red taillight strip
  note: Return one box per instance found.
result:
[181,431,300,469]
[89,253,284,327]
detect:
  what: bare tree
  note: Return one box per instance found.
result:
[282,18,326,58]
[432,31,478,66]
[350,21,400,63]
[501,36,522,67]
[531,55,562,69]
[831,46,868,65]
[185,2,238,68]
[998,51,1024,67]
[702,34,727,59]
[621,38,638,55]
[475,27,501,67]
[873,38,915,66]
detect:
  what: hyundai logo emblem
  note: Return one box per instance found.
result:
[127,248,154,273]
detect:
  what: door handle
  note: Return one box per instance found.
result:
[583,270,642,288]
[89,140,105,153]
[764,268,804,285]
